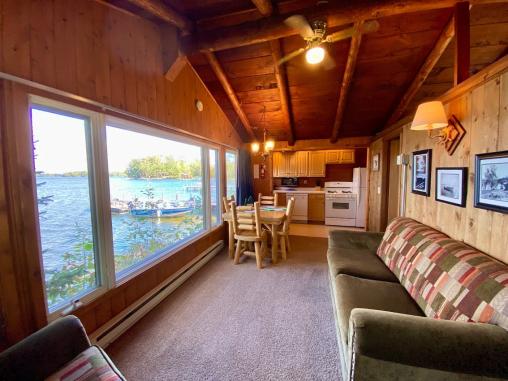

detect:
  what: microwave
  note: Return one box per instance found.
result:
[281,177,298,187]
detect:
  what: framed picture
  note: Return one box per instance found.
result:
[474,151,508,213]
[412,149,432,196]
[372,153,380,172]
[435,167,467,207]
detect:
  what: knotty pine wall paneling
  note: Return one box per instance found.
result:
[0,0,241,343]
[369,59,508,264]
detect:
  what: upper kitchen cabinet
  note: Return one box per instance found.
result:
[308,151,326,177]
[273,152,298,177]
[296,151,309,177]
[325,150,355,164]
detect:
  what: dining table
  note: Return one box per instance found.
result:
[222,206,287,264]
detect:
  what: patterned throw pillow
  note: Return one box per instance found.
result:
[377,217,508,331]
[45,346,122,381]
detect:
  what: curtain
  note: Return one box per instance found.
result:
[237,148,254,205]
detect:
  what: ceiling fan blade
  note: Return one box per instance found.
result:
[284,15,314,39]
[325,20,380,43]
[277,47,307,66]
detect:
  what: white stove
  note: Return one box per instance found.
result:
[324,181,357,226]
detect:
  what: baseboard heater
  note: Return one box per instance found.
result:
[90,240,224,348]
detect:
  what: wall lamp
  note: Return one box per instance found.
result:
[411,101,466,155]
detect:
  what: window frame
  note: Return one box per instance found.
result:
[28,96,227,319]
[29,95,110,319]
[208,148,222,227]
[225,149,238,201]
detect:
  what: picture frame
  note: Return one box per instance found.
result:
[412,149,432,196]
[435,167,467,207]
[372,153,380,172]
[474,151,508,214]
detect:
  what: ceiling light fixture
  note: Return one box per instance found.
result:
[305,46,325,64]
[251,106,275,160]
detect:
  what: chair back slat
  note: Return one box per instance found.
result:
[231,201,262,238]
[258,193,278,206]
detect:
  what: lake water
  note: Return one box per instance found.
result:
[36,176,214,274]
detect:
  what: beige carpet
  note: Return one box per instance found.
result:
[107,236,342,381]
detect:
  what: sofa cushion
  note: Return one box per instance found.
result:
[377,217,508,330]
[334,274,423,348]
[328,247,397,282]
[45,345,124,381]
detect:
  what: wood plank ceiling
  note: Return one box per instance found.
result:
[106,0,508,142]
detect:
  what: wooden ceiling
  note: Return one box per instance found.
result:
[107,0,508,142]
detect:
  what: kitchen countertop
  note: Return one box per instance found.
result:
[274,188,325,194]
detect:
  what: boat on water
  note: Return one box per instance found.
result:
[130,207,192,218]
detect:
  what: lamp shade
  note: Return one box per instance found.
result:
[264,139,275,151]
[411,101,448,130]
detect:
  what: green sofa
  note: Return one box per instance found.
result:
[328,218,508,381]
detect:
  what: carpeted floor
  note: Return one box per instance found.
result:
[107,235,342,381]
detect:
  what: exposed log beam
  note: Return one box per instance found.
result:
[454,2,470,85]
[204,51,256,140]
[182,0,502,53]
[251,0,274,16]
[330,22,364,143]
[123,0,192,32]
[385,16,455,127]
[269,39,295,145]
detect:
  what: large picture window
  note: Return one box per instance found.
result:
[29,96,229,316]
[106,124,205,278]
[31,106,100,312]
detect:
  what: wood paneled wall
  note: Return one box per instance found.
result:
[0,0,242,345]
[0,0,242,147]
[402,68,508,264]
[368,58,508,265]
[368,138,388,232]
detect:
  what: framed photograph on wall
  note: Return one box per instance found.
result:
[435,167,467,207]
[372,153,380,172]
[474,151,508,213]
[412,149,432,196]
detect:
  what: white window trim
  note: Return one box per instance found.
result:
[29,95,110,319]
[29,95,228,319]
[225,149,239,201]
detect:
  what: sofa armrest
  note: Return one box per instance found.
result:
[349,309,508,379]
[328,230,384,251]
[0,315,90,380]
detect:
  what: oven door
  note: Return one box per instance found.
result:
[325,196,357,219]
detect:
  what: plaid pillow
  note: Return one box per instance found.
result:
[377,217,508,330]
[45,346,122,381]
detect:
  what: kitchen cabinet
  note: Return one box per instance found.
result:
[296,151,308,177]
[272,152,283,177]
[326,149,355,164]
[272,152,297,177]
[308,151,326,177]
[286,153,298,177]
[308,194,325,221]
[340,150,355,164]
[325,150,341,163]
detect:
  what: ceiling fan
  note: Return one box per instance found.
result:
[279,15,380,66]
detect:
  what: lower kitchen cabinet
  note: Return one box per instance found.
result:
[308,193,325,221]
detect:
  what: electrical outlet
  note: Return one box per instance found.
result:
[377,186,381,194]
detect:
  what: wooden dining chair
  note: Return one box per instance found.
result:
[222,195,235,213]
[230,201,267,269]
[278,197,295,260]
[258,192,278,207]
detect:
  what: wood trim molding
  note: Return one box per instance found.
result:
[269,39,295,146]
[204,51,256,140]
[330,21,363,143]
[385,16,455,127]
